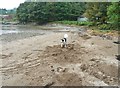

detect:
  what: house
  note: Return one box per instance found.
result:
[0,15,12,20]
[77,16,88,22]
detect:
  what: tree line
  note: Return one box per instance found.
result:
[84,2,119,30]
[16,2,85,24]
[16,2,119,29]
[0,8,16,15]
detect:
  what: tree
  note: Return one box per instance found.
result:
[84,2,110,25]
[16,2,30,23]
[107,2,120,29]
[16,2,86,24]
[0,9,7,15]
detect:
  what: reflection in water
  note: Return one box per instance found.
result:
[1,25,54,35]
[0,25,54,43]
[1,25,19,35]
[0,30,19,35]
[1,25,46,35]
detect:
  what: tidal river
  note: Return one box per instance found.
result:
[0,24,80,44]
[0,29,19,35]
[0,25,53,43]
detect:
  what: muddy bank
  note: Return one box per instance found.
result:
[0,32,46,43]
[37,43,118,86]
[1,24,80,44]
[1,24,119,86]
[1,25,54,43]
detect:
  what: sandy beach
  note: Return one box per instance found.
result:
[0,24,119,86]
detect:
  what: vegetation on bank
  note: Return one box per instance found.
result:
[56,20,118,35]
[0,8,16,15]
[57,2,119,30]
[16,2,85,24]
[56,21,93,26]
[0,8,17,22]
[16,2,119,30]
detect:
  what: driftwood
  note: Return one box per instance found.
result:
[44,82,55,88]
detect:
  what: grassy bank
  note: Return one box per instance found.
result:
[54,21,118,36]
[56,21,93,26]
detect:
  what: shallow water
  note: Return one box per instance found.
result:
[0,24,79,43]
[0,25,54,43]
[1,25,53,35]
[0,30,19,35]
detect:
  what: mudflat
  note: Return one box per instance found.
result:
[0,24,119,86]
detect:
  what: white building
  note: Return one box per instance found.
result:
[77,16,88,22]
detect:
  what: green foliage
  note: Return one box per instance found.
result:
[84,2,110,25]
[78,21,93,26]
[16,2,86,24]
[0,8,16,15]
[107,2,120,30]
[0,9,7,14]
[56,21,93,26]
[84,2,119,30]
[16,2,119,31]
[98,24,110,30]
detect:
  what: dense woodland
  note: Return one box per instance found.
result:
[16,2,86,24]
[16,2,119,30]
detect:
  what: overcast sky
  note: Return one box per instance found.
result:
[0,0,118,10]
[0,0,25,9]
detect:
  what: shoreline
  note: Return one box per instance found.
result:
[0,24,80,44]
[0,31,47,44]
[0,24,119,86]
